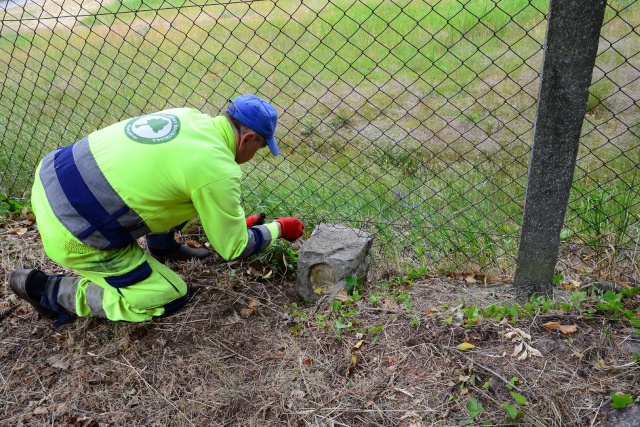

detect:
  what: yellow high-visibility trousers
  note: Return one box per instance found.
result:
[30,171,188,322]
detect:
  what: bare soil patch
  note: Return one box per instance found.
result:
[1,217,640,426]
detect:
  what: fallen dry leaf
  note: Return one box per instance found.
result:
[560,280,581,291]
[543,322,578,334]
[464,275,476,284]
[47,354,70,370]
[347,354,358,376]
[353,340,364,349]
[185,239,201,248]
[33,406,48,415]
[526,344,543,357]
[456,342,476,351]
[8,227,28,235]
[240,308,254,318]
[512,342,524,357]
[558,324,578,335]
[248,297,260,309]
[247,266,273,279]
[335,290,349,301]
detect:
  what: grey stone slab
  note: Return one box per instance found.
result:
[296,224,372,302]
[604,405,640,427]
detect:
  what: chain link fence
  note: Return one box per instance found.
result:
[1,0,638,281]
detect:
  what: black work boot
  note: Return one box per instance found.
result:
[8,269,56,318]
[148,244,211,262]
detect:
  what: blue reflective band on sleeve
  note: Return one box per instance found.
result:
[249,227,264,256]
[105,262,153,289]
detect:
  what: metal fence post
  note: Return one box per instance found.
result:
[514,0,607,298]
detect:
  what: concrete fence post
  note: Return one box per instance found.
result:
[514,0,607,298]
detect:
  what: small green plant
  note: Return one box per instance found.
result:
[266,240,299,274]
[334,317,353,333]
[286,302,307,319]
[610,393,634,409]
[500,390,527,421]
[318,296,363,337]
[464,306,480,327]
[480,303,521,323]
[460,398,484,426]
[592,288,640,328]
[368,292,381,306]
[285,303,308,336]
[395,289,413,308]
[368,325,384,333]
[406,265,429,279]
[0,195,25,218]
[505,377,520,391]
[345,274,365,301]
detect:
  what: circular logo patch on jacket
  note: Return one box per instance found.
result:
[125,113,180,144]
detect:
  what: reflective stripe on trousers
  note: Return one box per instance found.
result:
[55,277,107,318]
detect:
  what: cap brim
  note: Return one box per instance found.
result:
[266,135,279,156]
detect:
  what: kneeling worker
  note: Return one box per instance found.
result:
[9,94,304,326]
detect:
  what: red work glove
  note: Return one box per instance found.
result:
[276,217,304,241]
[246,213,266,227]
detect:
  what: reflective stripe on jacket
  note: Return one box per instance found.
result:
[39,137,150,250]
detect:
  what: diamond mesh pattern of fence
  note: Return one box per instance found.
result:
[1,0,638,280]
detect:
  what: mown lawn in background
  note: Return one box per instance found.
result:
[0,0,638,274]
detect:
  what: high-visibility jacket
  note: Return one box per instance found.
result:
[38,108,278,260]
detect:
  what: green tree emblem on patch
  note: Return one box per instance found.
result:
[135,118,169,133]
[125,113,181,144]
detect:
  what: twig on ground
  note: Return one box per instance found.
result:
[445,347,525,393]
[205,336,259,367]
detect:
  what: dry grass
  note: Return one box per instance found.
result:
[1,217,640,427]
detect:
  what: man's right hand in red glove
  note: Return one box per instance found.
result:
[276,217,305,241]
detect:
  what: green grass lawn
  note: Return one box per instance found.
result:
[0,0,638,274]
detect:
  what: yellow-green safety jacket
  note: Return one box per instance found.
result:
[38,108,278,260]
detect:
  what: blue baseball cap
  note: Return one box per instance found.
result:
[227,94,279,156]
